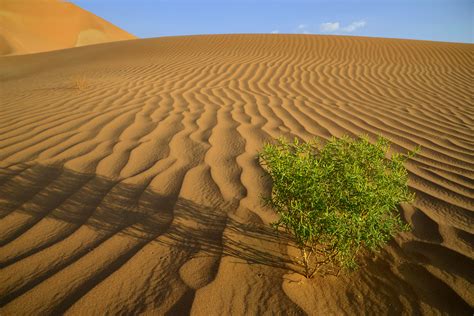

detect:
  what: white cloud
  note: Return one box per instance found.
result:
[320,22,340,32]
[342,20,366,32]
[320,20,366,33]
[271,30,279,34]
[296,24,311,34]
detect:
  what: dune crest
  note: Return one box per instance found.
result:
[0,34,473,314]
[0,0,136,56]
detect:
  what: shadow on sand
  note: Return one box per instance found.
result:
[0,162,471,314]
[0,162,295,268]
[0,162,302,312]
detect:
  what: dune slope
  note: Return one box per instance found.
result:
[0,0,136,56]
[0,35,473,315]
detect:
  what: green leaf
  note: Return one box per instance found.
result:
[259,135,417,275]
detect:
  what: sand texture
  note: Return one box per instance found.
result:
[0,0,136,56]
[0,34,473,315]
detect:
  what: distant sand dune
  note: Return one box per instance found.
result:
[0,0,136,56]
[0,34,473,314]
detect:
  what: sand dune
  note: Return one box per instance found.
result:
[0,0,136,56]
[0,34,473,314]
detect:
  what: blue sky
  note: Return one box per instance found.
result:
[71,0,473,43]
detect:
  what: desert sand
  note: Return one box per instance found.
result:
[0,34,473,315]
[0,0,136,56]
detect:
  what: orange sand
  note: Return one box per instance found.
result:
[0,34,473,314]
[0,0,136,56]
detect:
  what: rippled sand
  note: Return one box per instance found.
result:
[0,34,473,315]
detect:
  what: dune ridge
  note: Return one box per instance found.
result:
[0,34,473,314]
[0,0,136,56]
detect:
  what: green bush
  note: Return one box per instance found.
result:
[258,135,418,277]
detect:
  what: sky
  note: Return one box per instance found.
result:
[71,0,473,43]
